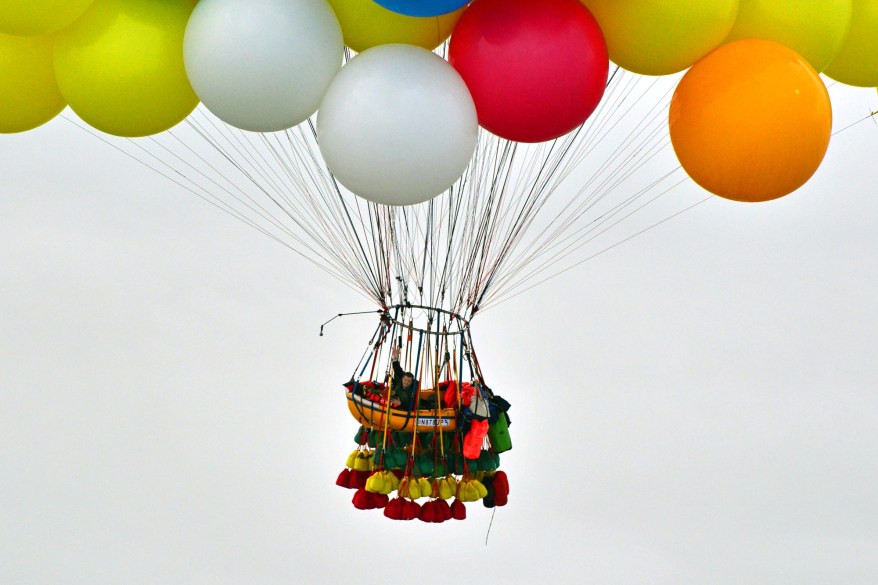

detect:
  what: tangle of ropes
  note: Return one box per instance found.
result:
[67,66,716,321]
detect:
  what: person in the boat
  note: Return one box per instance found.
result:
[390,346,417,410]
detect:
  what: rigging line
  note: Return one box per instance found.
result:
[451,143,503,305]
[550,79,673,206]
[266,131,374,287]
[59,115,281,235]
[538,149,673,268]
[382,206,398,303]
[496,133,677,277]
[537,75,640,195]
[304,122,385,302]
[180,123,312,234]
[207,115,303,207]
[582,135,674,220]
[466,173,531,308]
[234,120,378,286]
[485,120,613,263]
[374,204,392,295]
[391,205,417,299]
[437,182,470,311]
[445,147,488,306]
[458,172,508,309]
[294,131,391,299]
[241,129,303,211]
[419,199,433,299]
[483,195,712,311]
[59,115,374,298]
[430,188,466,306]
[184,118,313,234]
[366,203,387,299]
[385,208,399,304]
[511,96,673,264]
[193,110,298,209]
[138,128,323,256]
[165,123,270,196]
[493,173,687,299]
[470,139,524,287]
[832,111,878,136]
[545,133,672,249]
[266,129,334,207]
[239,128,372,283]
[391,208,413,304]
[573,73,671,169]
[550,69,628,166]
[182,120,367,283]
[305,121,387,300]
[286,141,371,266]
[376,205,395,303]
[438,192,465,310]
[399,206,420,297]
[182,132,382,299]
[470,132,577,307]
[422,142,476,299]
[163,127,295,224]
[450,72,664,310]
[359,200,387,298]
[567,72,643,165]
[584,98,672,188]
[497,166,682,290]
[158,128,312,246]
[562,94,672,215]
[259,131,328,218]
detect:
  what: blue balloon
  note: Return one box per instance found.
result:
[371,0,469,17]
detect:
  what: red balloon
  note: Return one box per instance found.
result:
[449,0,608,143]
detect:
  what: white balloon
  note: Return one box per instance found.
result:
[184,0,343,132]
[317,44,478,206]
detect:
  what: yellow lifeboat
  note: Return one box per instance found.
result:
[345,388,458,433]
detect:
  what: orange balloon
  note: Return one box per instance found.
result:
[669,39,831,202]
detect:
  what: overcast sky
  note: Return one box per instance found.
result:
[2,78,878,585]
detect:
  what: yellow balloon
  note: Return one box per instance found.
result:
[580,0,739,75]
[824,0,878,86]
[0,33,65,133]
[53,0,198,137]
[725,0,852,72]
[326,0,463,53]
[0,0,95,37]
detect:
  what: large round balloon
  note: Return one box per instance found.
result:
[54,0,199,137]
[449,0,608,143]
[371,0,469,17]
[0,33,66,133]
[824,0,878,87]
[580,0,739,75]
[724,0,852,72]
[317,44,478,206]
[185,0,343,132]
[0,0,95,37]
[327,0,463,53]
[669,39,831,202]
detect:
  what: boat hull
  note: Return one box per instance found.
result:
[346,391,457,433]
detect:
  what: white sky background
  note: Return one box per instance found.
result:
[2,79,878,584]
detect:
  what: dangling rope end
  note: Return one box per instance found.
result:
[485,507,497,546]
[320,310,383,336]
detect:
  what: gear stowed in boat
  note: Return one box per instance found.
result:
[345,382,458,433]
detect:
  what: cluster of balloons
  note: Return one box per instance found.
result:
[2,0,877,204]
